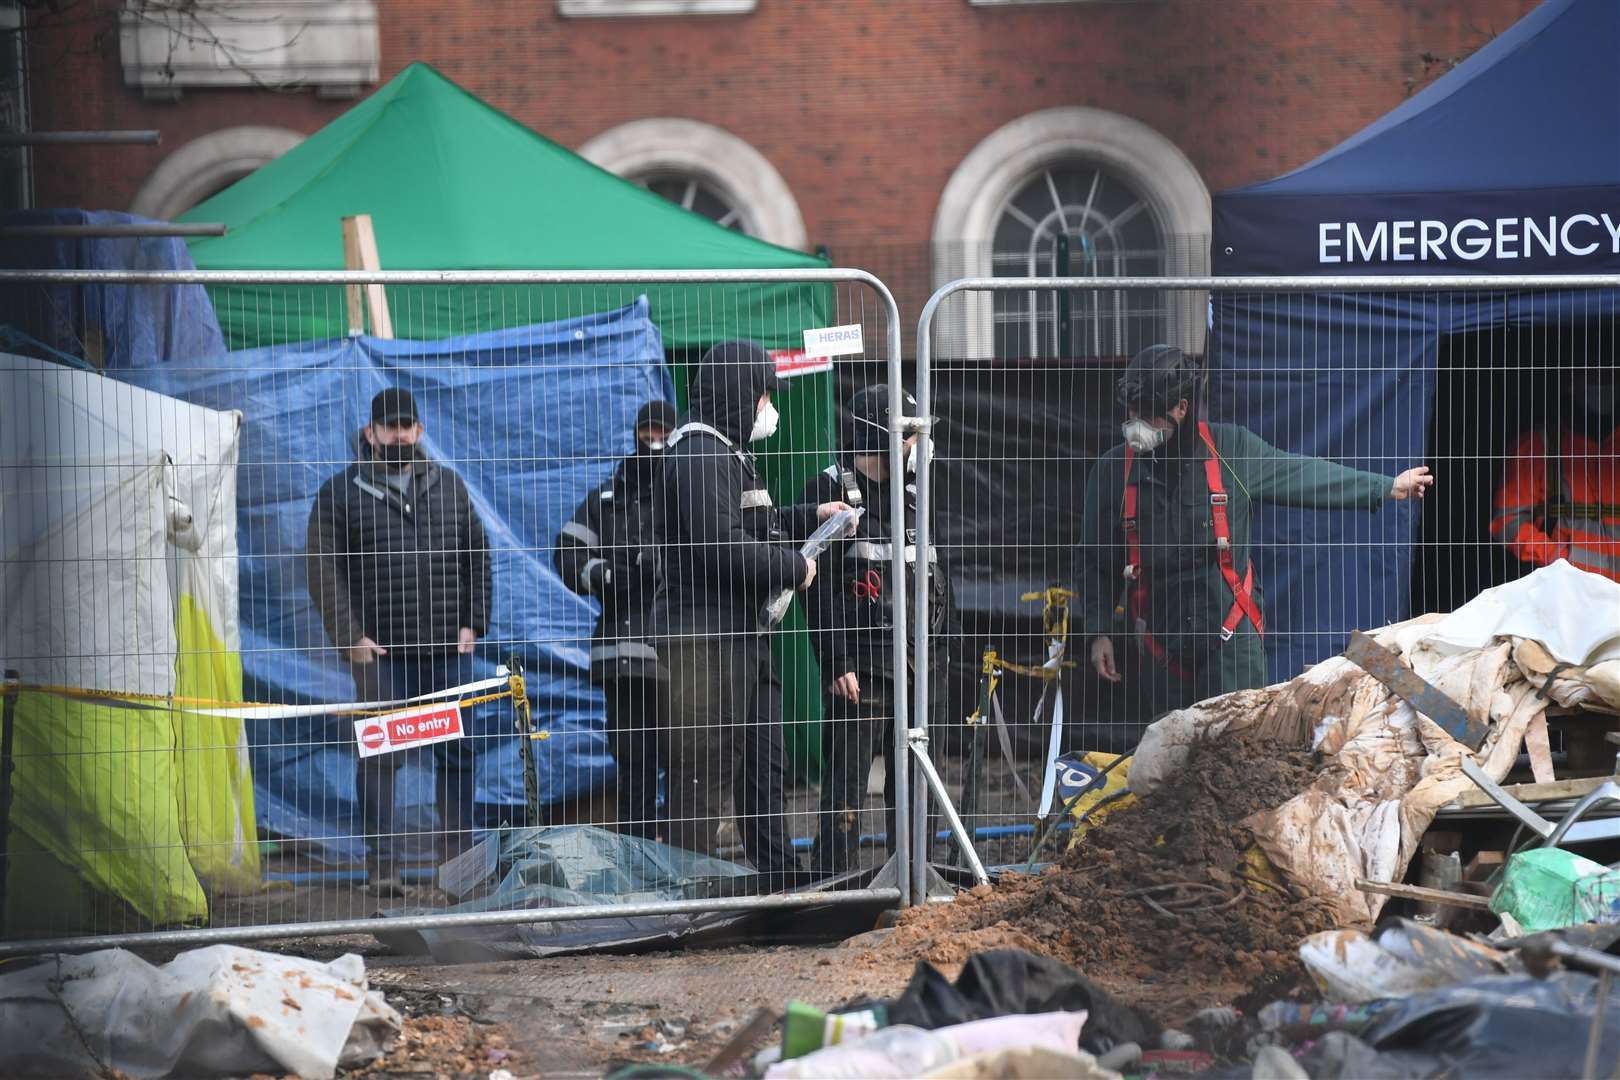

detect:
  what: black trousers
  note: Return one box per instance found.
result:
[350,648,478,877]
[811,664,944,875]
[812,673,896,875]
[657,635,798,877]
[602,674,666,840]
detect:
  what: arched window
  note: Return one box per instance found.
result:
[933,107,1210,359]
[579,118,807,249]
[637,173,747,232]
[130,126,304,220]
[991,162,1166,359]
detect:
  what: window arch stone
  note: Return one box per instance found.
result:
[131,125,304,221]
[579,118,808,250]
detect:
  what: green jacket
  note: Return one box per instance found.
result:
[1076,422,1392,661]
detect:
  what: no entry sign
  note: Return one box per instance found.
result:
[353,702,464,758]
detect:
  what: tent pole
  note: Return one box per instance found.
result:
[0,223,225,239]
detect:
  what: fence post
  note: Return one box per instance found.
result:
[1,669,18,934]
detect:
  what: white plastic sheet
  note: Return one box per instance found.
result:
[0,945,399,1079]
[1131,563,1620,925]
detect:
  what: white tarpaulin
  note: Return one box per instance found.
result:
[0,945,399,1079]
[1132,562,1620,925]
[0,352,259,927]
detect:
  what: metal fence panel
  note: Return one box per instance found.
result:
[0,268,915,955]
[912,274,1620,891]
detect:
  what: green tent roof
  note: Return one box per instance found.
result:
[183,62,828,350]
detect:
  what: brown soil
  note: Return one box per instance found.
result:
[873,735,1339,1024]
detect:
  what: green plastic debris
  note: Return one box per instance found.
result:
[781,1000,887,1061]
[1491,848,1610,931]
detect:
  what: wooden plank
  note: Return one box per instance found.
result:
[1525,713,1556,785]
[341,215,366,335]
[1355,878,1493,910]
[1445,775,1609,810]
[340,213,393,338]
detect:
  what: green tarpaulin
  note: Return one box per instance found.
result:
[181,62,830,352]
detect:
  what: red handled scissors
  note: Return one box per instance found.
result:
[853,569,883,601]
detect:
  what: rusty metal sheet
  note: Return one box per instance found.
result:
[1344,631,1489,750]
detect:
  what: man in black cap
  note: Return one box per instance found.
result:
[556,399,678,839]
[799,384,954,875]
[306,387,493,894]
[654,341,853,878]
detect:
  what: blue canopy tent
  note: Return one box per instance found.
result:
[119,299,673,865]
[1209,0,1620,683]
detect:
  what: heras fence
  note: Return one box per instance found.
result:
[908,273,1620,885]
[0,267,936,955]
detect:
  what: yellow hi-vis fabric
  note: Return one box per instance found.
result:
[1062,752,1136,850]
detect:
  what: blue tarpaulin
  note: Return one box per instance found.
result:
[119,299,672,863]
[0,209,226,367]
[1210,0,1620,682]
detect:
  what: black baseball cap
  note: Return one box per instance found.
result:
[635,399,678,432]
[371,388,419,426]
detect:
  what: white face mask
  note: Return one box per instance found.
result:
[905,436,931,474]
[750,400,780,443]
[1122,419,1167,452]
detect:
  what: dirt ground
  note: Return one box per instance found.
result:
[212,735,1332,1077]
[228,935,939,1079]
[870,735,1335,1025]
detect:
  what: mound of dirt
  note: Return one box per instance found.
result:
[877,736,1338,1020]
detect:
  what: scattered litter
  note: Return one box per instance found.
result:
[0,945,398,1079]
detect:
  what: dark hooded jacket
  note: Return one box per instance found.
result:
[556,440,666,681]
[653,341,820,636]
[306,434,492,652]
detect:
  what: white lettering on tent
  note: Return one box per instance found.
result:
[1319,222,1342,263]
[1562,214,1601,256]
[1391,221,1415,262]
[1420,221,1448,261]
[1347,221,1387,262]
[1603,213,1620,253]
[1452,219,1490,260]
[1495,217,1518,259]
[1317,212,1618,265]
[1524,217,1558,259]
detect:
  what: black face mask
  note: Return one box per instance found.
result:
[374,442,418,466]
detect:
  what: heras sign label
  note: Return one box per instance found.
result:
[353,702,464,759]
[802,323,865,360]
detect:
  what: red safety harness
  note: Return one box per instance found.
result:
[1118,422,1264,670]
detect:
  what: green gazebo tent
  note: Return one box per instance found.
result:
[181,62,829,353]
[182,62,843,768]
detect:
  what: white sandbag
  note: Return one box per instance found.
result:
[767,1012,1089,1080]
[0,945,400,1079]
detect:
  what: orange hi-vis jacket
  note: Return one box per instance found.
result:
[1490,426,1620,583]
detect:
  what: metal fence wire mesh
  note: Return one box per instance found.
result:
[2,270,1618,953]
[914,276,1620,876]
[0,269,913,953]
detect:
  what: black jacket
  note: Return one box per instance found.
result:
[556,452,663,680]
[799,461,953,680]
[306,438,493,652]
[653,347,818,637]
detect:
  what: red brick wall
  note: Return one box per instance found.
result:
[27,0,1537,293]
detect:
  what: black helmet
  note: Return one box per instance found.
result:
[1115,344,1202,419]
[843,384,918,456]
